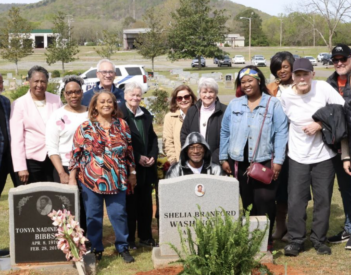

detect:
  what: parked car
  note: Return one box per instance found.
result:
[232,55,246,64]
[218,56,232,67]
[321,54,333,65]
[251,55,264,62]
[191,57,206,67]
[57,65,148,96]
[252,57,266,67]
[213,57,219,64]
[293,54,300,60]
[317,52,329,62]
[305,56,318,66]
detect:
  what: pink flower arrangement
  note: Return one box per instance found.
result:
[48,209,88,262]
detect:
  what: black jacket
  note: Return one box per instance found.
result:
[327,71,351,98]
[120,103,159,187]
[180,99,226,164]
[312,104,347,152]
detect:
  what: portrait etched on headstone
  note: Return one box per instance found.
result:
[36,196,53,216]
[195,184,205,197]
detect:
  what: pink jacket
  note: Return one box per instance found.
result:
[10,91,62,172]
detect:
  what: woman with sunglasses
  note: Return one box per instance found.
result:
[181,77,227,164]
[46,75,88,184]
[163,85,197,165]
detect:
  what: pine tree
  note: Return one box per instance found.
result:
[0,7,34,75]
[45,12,79,73]
[167,0,228,69]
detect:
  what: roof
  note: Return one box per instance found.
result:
[31,29,53,34]
[123,28,151,34]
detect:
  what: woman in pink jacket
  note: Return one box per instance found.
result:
[10,66,62,184]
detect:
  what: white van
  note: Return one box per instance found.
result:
[57,64,148,96]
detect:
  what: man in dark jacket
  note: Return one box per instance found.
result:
[166,132,222,178]
[326,44,351,249]
[0,74,17,197]
[81,59,125,106]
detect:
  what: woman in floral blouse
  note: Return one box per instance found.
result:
[68,90,136,263]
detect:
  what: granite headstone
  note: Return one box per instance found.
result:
[158,174,240,256]
[9,182,80,265]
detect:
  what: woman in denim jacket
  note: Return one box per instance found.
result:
[219,66,288,249]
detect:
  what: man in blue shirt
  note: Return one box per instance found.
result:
[81,59,125,106]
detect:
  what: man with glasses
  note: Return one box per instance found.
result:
[326,44,351,249]
[165,132,223,178]
[82,59,125,106]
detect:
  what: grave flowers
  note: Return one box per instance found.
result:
[48,209,88,275]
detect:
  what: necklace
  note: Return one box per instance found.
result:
[34,100,46,108]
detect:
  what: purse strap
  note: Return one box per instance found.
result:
[251,96,272,163]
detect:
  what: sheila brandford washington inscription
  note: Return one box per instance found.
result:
[9,182,79,265]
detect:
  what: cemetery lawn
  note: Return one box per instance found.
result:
[1,177,351,275]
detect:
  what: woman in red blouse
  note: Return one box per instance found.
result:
[69,90,136,263]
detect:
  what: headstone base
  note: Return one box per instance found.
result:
[9,261,77,274]
[152,247,181,269]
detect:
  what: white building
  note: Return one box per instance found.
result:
[217,34,245,47]
[123,28,151,50]
[29,29,55,48]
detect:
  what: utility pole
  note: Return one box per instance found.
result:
[240,12,253,61]
[133,0,136,20]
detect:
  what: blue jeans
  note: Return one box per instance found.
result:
[334,156,351,234]
[80,183,129,253]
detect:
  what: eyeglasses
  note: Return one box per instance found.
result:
[98,70,115,75]
[188,145,204,152]
[65,90,82,96]
[332,57,350,64]
[176,95,191,102]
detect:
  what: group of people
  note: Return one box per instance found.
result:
[1,44,351,262]
[162,44,351,256]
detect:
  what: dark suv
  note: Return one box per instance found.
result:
[218,56,232,67]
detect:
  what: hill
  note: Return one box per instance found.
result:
[0,0,272,44]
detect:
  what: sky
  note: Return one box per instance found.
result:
[3,0,293,17]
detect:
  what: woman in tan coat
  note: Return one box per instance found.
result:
[163,85,197,164]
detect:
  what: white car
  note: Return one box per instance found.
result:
[317,52,329,62]
[232,55,245,64]
[305,56,318,66]
[252,57,266,67]
[57,65,148,96]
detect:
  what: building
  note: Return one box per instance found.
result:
[123,28,150,50]
[217,34,245,47]
[30,29,55,48]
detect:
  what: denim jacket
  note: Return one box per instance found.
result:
[219,93,288,164]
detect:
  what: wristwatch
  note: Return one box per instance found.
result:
[219,160,227,165]
[130,170,137,175]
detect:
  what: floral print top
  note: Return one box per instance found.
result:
[69,118,135,194]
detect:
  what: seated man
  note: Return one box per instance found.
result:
[166,132,223,178]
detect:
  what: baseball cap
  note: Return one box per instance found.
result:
[332,44,351,58]
[292,58,314,73]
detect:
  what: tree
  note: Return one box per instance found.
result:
[134,8,167,72]
[94,30,120,59]
[45,12,79,73]
[167,0,228,69]
[235,9,269,46]
[0,7,34,75]
[291,0,351,50]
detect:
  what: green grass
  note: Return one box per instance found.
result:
[1,176,351,275]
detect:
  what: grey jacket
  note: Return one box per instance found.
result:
[165,132,223,179]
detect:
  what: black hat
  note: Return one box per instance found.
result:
[293,58,314,73]
[332,44,351,58]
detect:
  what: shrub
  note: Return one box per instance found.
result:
[224,42,231,47]
[148,88,169,125]
[63,70,84,76]
[169,206,272,275]
[10,83,60,100]
[51,70,60,78]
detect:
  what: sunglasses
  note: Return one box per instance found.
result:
[332,56,350,64]
[176,95,191,102]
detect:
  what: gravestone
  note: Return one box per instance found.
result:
[7,73,12,79]
[152,174,270,268]
[225,74,234,89]
[9,182,80,265]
